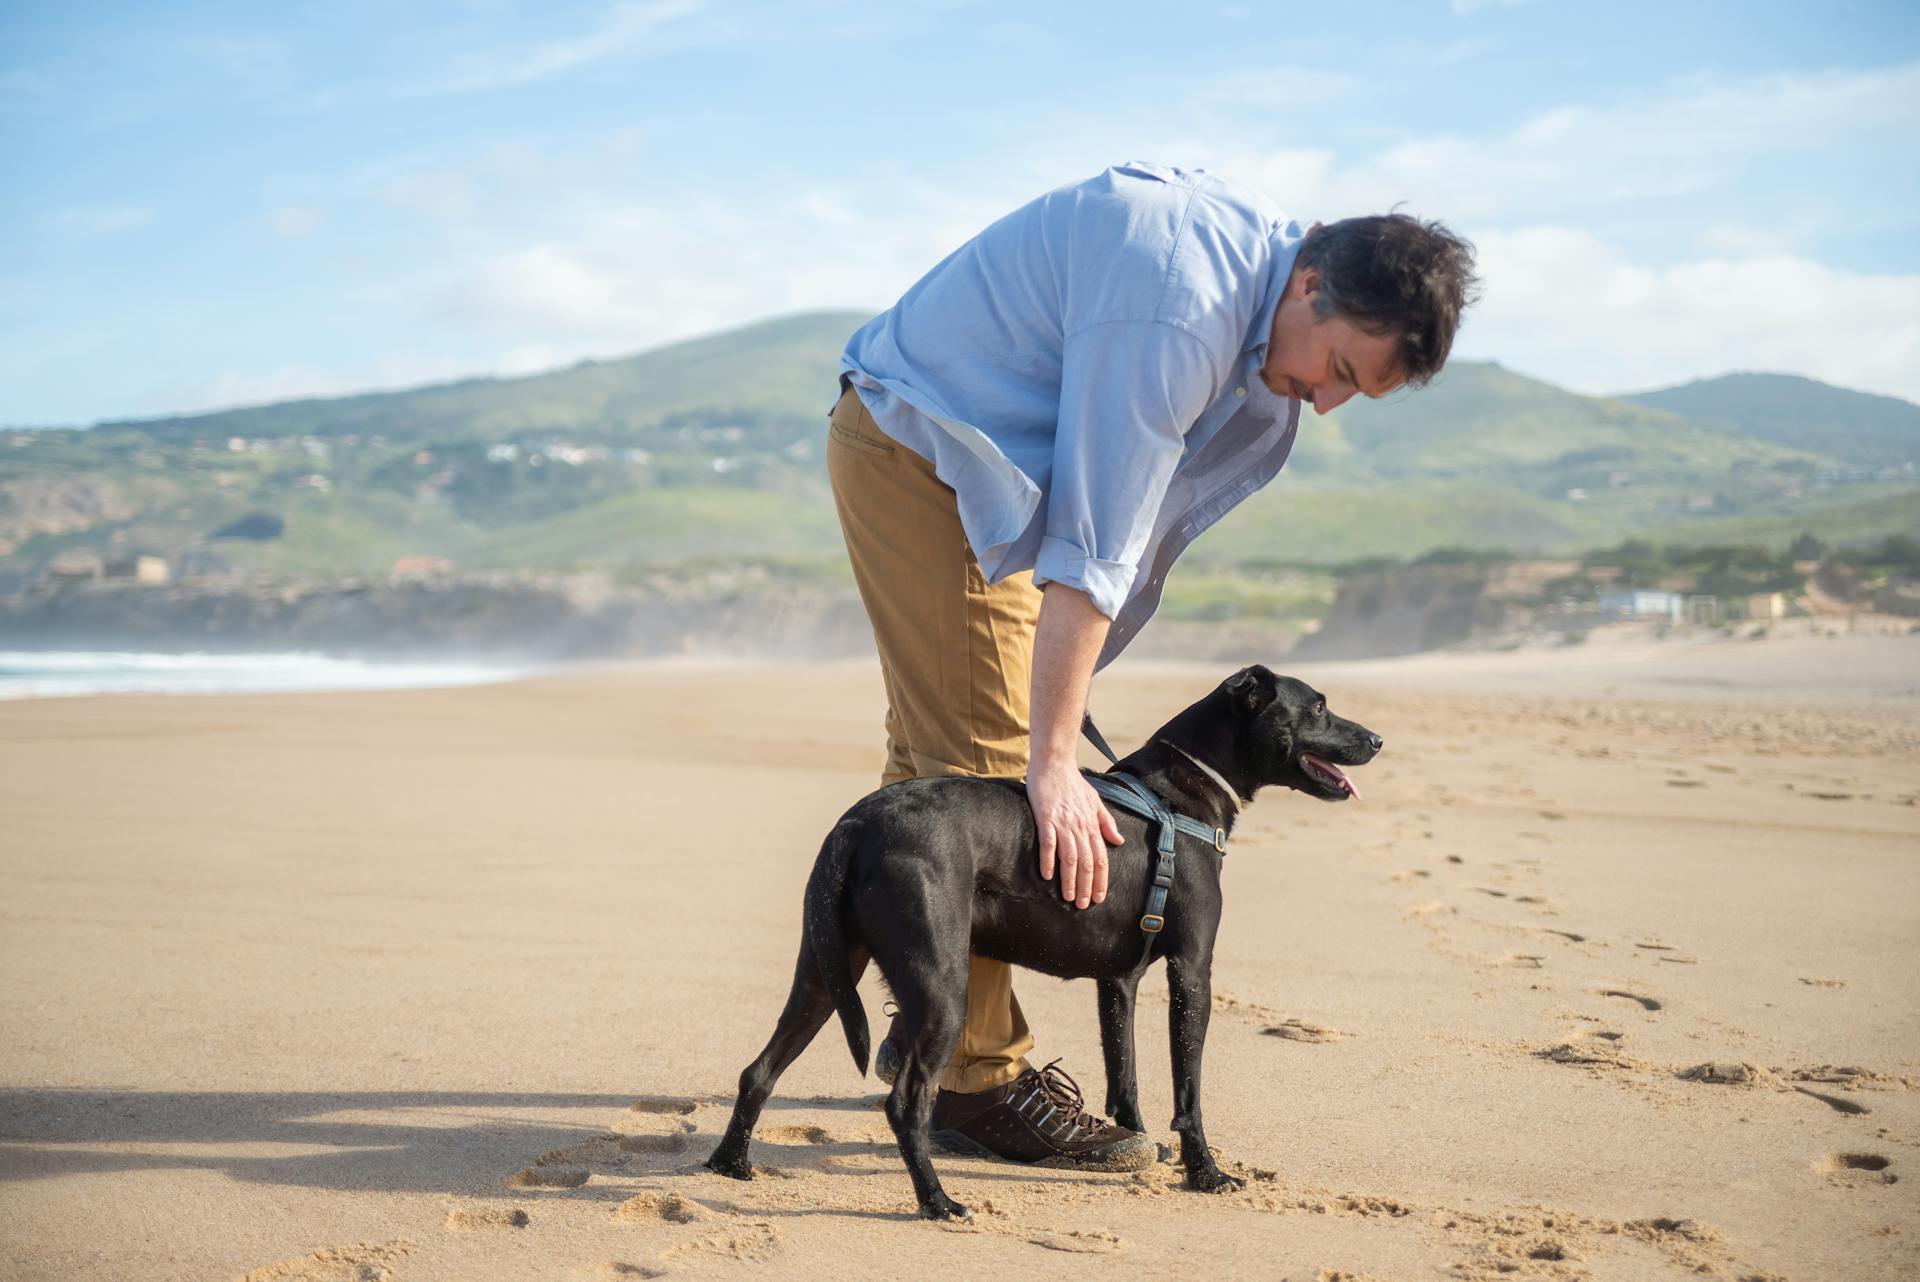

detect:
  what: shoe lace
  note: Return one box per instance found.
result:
[1032,1059,1099,1135]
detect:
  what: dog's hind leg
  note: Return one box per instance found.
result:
[706,939,868,1180]
[1097,972,1146,1132]
[880,973,970,1220]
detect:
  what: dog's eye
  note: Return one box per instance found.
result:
[1311,702,1325,717]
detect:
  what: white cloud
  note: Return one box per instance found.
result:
[432,183,971,359]
[1219,62,1920,221]
[456,243,645,333]
[1698,224,1793,258]
[305,1,709,107]
[145,57,1920,422]
[398,0,704,99]
[1463,225,1920,401]
[495,343,569,377]
[190,353,470,414]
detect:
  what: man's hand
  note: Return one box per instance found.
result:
[1026,581,1120,909]
[1029,759,1123,909]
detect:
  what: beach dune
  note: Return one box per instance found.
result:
[1,634,1916,1280]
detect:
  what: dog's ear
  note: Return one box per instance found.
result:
[1224,665,1277,717]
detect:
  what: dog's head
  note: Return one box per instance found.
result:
[1218,665,1381,802]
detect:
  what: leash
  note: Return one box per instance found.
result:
[1080,711,1123,769]
[1079,713,1228,970]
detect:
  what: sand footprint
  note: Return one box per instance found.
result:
[1814,1153,1895,1185]
[629,1097,700,1116]
[1263,1019,1346,1043]
[1027,1228,1124,1254]
[1540,1030,1633,1068]
[1208,991,1286,1025]
[510,1165,591,1189]
[238,1240,414,1282]
[445,1206,530,1230]
[662,1222,781,1266]
[1599,988,1663,1012]
[1632,942,1700,964]
[1537,928,1588,943]
[612,1192,715,1224]
[1677,1061,1766,1086]
[758,1124,835,1146]
[510,1127,694,1189]
[619,1130,694,1155]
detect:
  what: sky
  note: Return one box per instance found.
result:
[3,0,1918,425]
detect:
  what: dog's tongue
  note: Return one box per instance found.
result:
[1300,753,1360,800]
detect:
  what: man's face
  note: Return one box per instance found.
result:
[1258,265,1406,416]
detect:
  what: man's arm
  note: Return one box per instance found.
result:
[1026,320,1220,907]
[1027,581,1124,910]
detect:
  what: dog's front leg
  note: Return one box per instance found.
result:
[1166,956,1243,1193]
[1096,973,1144,1132]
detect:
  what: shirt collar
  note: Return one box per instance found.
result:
[1242,219,1307,361]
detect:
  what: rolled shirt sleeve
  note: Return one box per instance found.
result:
[1031,319,1224,618]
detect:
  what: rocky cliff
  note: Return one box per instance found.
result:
[1291,561,1575,661]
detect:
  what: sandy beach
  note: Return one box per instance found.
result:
[2,633,1917,1281]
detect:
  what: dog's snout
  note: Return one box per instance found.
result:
[1367,733,1384,753]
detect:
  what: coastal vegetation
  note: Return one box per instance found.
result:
[2,312,1915,649]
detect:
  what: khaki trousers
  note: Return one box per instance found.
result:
[826,384,1040,1094]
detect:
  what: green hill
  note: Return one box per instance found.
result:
[1622,372,1920,468]
[105,310,873,444]
[3,313,1917,586]
[1316,360,1825,483]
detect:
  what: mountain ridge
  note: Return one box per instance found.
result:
[1622,371,1920,467]
[4,311,1916,583]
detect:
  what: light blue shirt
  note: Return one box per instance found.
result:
[841,162,1305,671]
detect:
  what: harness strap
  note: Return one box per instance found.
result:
[1083,769,1229,972]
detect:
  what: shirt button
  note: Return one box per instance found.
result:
[1235,386,1247,397]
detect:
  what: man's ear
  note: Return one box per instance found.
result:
[1225,665,1276,716]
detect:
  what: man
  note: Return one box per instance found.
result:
[827,161,1477,1168]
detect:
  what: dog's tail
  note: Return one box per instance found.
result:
[805,818,869,1075]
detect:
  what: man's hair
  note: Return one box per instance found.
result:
[1294,213,1480,388]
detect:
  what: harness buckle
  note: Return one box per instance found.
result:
[1139,913,1165,934]
[1213,827,1228,853]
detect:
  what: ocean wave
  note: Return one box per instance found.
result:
[0,650,536,700]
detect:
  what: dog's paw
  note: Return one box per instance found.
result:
[704,1148,754,1181]
[918,1193,972,1222]
[1185,1166,1245,1194]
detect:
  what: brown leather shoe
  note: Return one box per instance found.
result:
[929,1060,1155,1170]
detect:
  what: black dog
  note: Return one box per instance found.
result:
[706,665,1381,1219]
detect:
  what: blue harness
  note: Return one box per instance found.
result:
[1080,715,1230,970]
